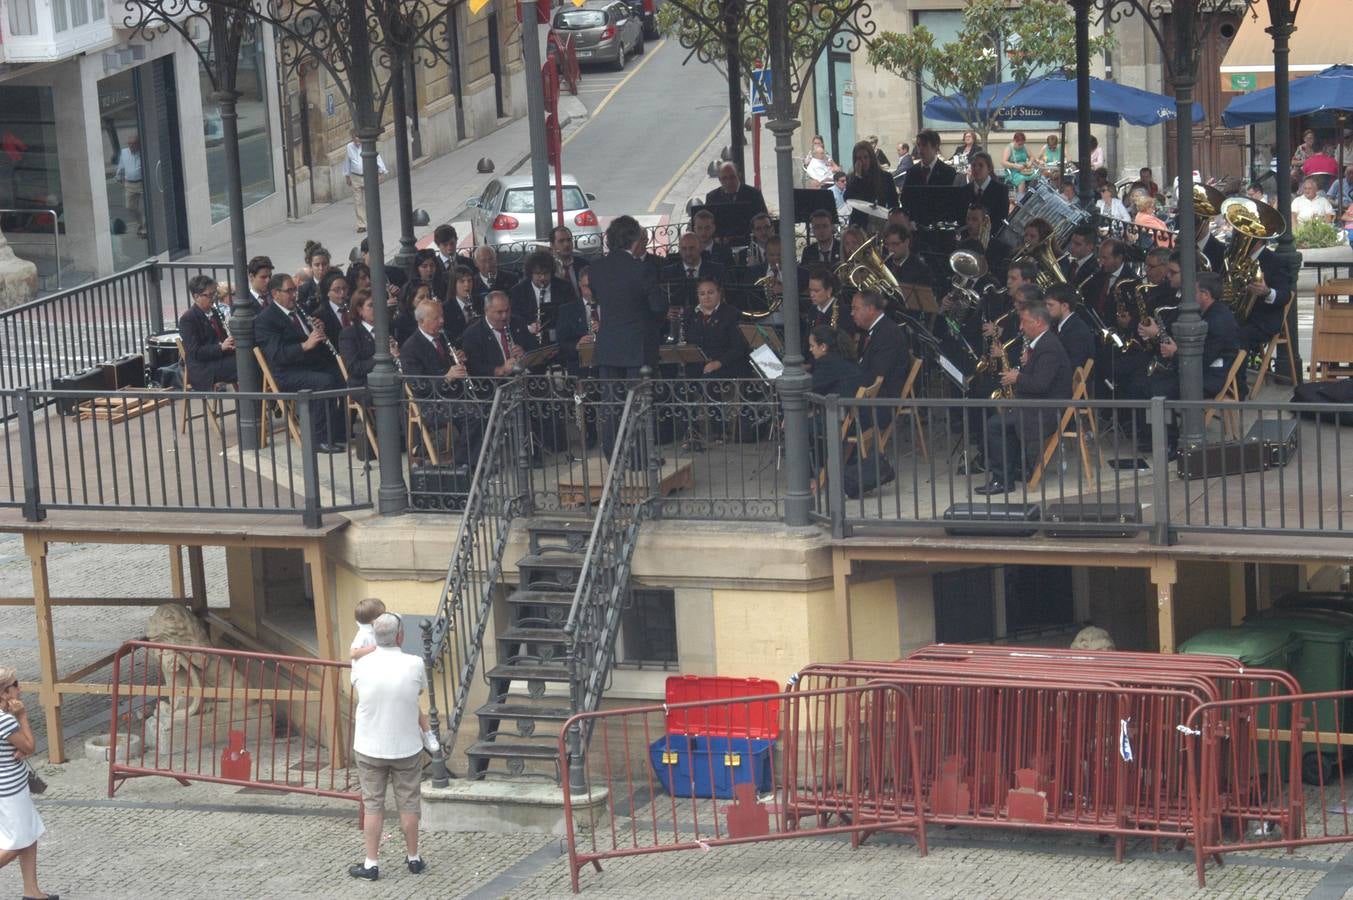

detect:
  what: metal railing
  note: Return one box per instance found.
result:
[0,259,233,408]
[563,375,656,790]
[404,375,784,521]
[421,378,531,770]
[809,392,1353,542]
[1,385,372,526]
[0,207,61,289]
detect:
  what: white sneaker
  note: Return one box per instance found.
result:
[422,730,441,754]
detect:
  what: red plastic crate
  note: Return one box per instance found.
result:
[663,675,782,739]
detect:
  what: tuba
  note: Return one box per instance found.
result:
[945,249,989,315]
[1219,197,1285,323]
[1192,183,1227,271]
[1009,233,1067,288]
[838,236,904,304]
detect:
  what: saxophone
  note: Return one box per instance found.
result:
[986,334,1021,399]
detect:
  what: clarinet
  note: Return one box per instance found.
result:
[389,337,403,375]
[309,316,340,359]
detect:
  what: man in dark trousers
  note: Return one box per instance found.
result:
[1044,283,1096,375]
[851,290,911,419]
[178,274,237,389]
[1237,246,1293,353]
[254,273,346,451]
[976,302,1073,494]
[590,215,667,379]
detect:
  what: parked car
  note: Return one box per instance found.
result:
[466,175,602,259]
[628,0,659,40]
[549,0,644,72]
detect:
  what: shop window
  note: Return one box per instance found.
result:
[0,86,64,239]
[198,30,275,222]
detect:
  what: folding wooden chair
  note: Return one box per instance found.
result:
[875,359,928,462]
[175,338,233,439]
[814,377,882,492]
[404,382,453,465]
[253,347,302,447]
[1248,301,1300,399]
[1203,350,1248,440]
[334,355,378,460]
[1026,363,1097,490]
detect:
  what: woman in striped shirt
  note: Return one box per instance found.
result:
[0,666,56,900]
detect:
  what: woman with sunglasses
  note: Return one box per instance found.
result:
[0,667,56,899]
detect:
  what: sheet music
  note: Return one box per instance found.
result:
[937,354,966,389]
[750,344,784,380]
[803,158,832,183]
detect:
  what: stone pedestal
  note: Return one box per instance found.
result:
[422,780,608,835]
[0,227,37,309]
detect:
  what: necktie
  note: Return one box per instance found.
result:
[209,311,224,341]
[435,335,448,362]
[921,166,930,185]
[686,267,696,279]
[497,328,511,362]
[588,304,599,328]
[290,311,307,335]
[340,308,350,329]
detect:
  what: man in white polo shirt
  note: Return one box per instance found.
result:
[348,613,429,881]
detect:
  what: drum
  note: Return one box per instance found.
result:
[997,180,1092,248]
[145,331,181,386]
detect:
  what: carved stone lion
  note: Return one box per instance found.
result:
[145,604,217,718]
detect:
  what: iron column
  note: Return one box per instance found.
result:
[520,0,554,243]
[217,87,261,450]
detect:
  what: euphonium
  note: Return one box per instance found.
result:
[1192,183,1227,271]
[746,267,784,320]
[1009,233,1067,288]
[1219,196,1285,323]
[944,249,988,316]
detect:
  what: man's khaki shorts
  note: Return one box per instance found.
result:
[355,750,422,817]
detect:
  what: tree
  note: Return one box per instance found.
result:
[866,0,1115,147]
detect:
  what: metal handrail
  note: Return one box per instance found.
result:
[0,207,60,288]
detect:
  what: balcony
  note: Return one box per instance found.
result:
[2,0,114,63]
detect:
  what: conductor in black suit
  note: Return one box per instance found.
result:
[508,249,577,345]
[460,291,541,378]
[977,303,1073,494]
[254,273,345,450]
[178,274,237,389]
[704,162,768,216]
[1044,284,1096,375]
[900,129,957,190]
[850,290,911,427]
[590,215,667,378]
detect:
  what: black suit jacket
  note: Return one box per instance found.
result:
[178,305,236,388]
[1056,312,1097,373]
[811,352,867,397]
[1201,300,1242,396]
[556,256,591,297]
[461,316,540,377]
[470,270,517,308]
[590,249,667,370]
[1061,255,1100,291]
[1241,247,1293,345]
[703,184,768,216]
[400,329,458,380]
[966,176,1010,229]
[700,242,736,269]
[508,277,577,342]
[554,299,593,371]
[661,258,727,313]
[901,159,958,189]
[312,301,346,349]
[1201,235,1228,275]
[1015,330,1073,401]
[888,254,934,290]
[441,296,480,345]
[255,301,338,377]
[683,304,749,376]
[338,323,376,386]
[805,299,859,339]
[857,314,911,401]
[801,239,842,269]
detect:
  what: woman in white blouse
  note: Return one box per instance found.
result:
[1097,184,1131,221]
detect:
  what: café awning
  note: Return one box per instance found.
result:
[1219,0,1340,94]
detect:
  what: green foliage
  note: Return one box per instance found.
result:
[866,0,1115,145]
[1293,218,1343,250]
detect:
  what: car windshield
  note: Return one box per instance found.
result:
[555,10,606,27]
[502,187,588,214]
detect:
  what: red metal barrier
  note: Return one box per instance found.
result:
[559,683,927,893]
[549,32,581,95]
[1186,689,1353,886]
[107,641,358,808]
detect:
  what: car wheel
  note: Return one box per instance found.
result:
[635,34,645,55]
[612,45,626,71]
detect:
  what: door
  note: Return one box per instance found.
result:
[487,12,505,119]
[98,58,189,271]
[814,42,856,163]
[1163,11,1245,185]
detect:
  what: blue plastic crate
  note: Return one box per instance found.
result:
[649,734,775,799]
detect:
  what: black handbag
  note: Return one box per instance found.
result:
[26,765,46,795]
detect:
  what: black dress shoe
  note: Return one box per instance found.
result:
[956,452,985,475]
[974,479,1010,495]
[22,894,58,899]
[406,857,427,874]
[317,442,347,454]
[348,863,378,881]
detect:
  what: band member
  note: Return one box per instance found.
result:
[296,244,331,313]
[881,223,934,290]
[179,274,237,389]
[851,290,911,420]
[740,213,774,266]
[254,272,345,450]
[338,288,382,387]
[1059,225,1101,293]
[313,271,350,344]
[663,232,726,308]
[247,256,274,308]
[800,209,842,268]
[399,299,469,384]
[808,325,867,396]
[1085,238,1132,322]
[551,224,590,296]
[461,291,540,377]
[959,205,1008,277]
[1044,283,1096,374]
[804,267,858,356]
[554,267,598,374]
[508,249,576,344]
[413,248,448,302]
[691,208,735,267]
[589,215,667,378]
[1238,246,1294,352]
[841,227,868,266]
[901,129,957,189]
[470,245,516,308]
[964,152,1008,230]
[704,161,768,215]
[433,223,473,273]
[743,236,806,320]
[975,302,1073,494]
[442,267,479,344]
[844,139,899,228]
[680,277,749,378]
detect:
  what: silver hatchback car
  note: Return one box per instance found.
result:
[466,174,603,258]
[550,0,644,71]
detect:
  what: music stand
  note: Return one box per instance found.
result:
[793,189,838,225]
[658,344,707,366]
[517,344,559,370]
[900,185,970,230]
[691,202,759,241]
[739,323,785,356]
[897,283,938,316]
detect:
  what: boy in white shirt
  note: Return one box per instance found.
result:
[351,597,440,753]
